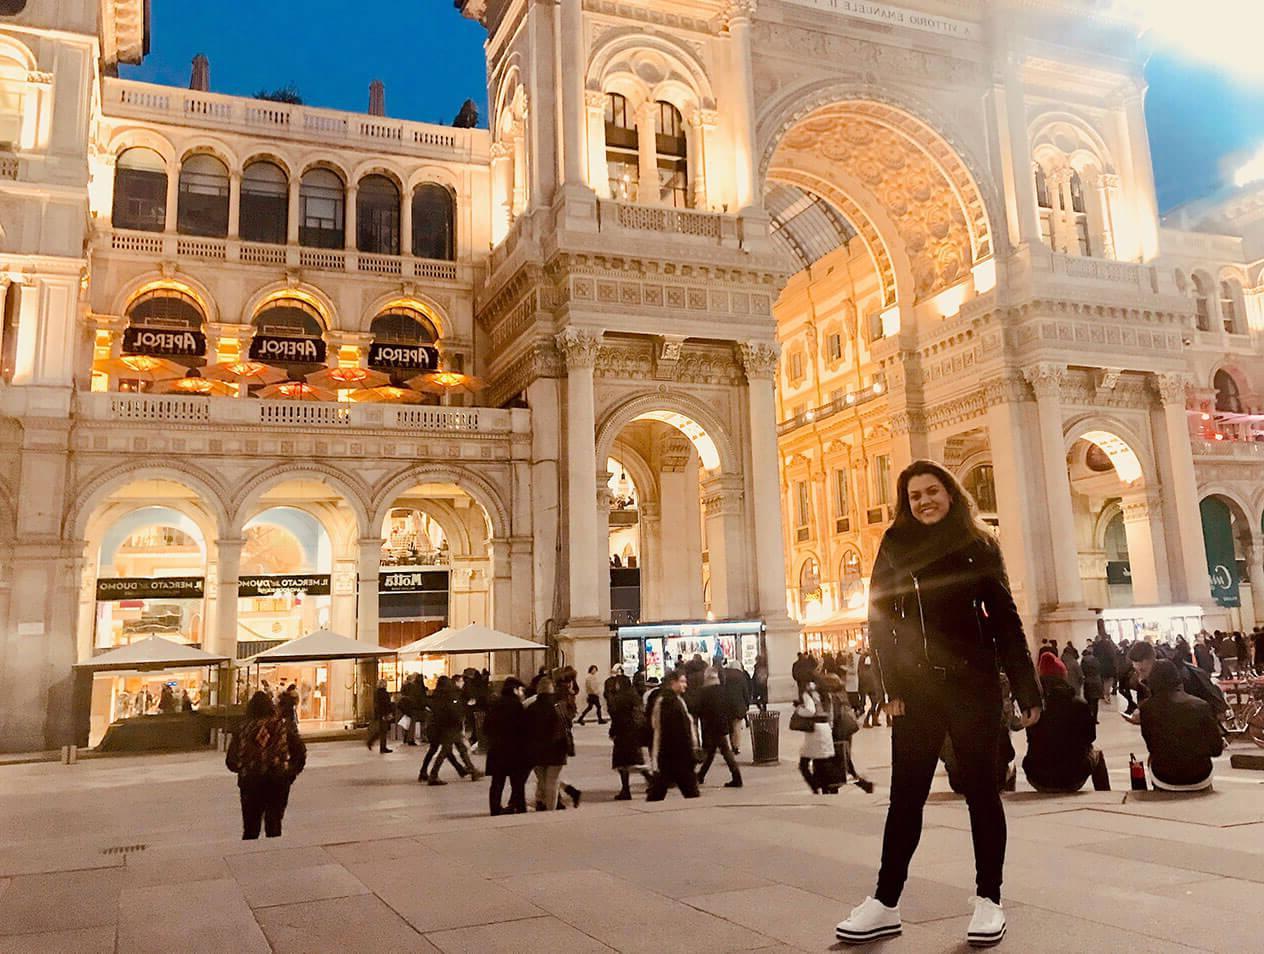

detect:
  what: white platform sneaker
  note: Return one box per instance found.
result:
[835,897,902,944]
[967,896,1006,947]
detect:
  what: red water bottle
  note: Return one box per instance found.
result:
[1129,753,1147,791]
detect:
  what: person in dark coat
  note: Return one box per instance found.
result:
[683,655,708,715]
[1080,646,1104,723]
[1059,645,1084,699]
[837,460,1040,948]
[607,675,648,799]
[226,690,307,839]
[1022,654,1109,792]
[752,655,770,713]
[696,669,742,787]
[721,660,752,755]
[420,678,478,784]
[1139,659,1224,790]
[365,679,394,754]
[859,652,882,727]
[524,677,570,810]
[1193,634,1215,674]
[158,684,177,713]
[484,677,530,814]
[646,670,699,800]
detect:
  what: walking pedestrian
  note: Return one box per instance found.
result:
[420,677,479,785]
[1080,645,1104,723]
[697,669,742,788]
[365,679,394,754]
[525,676,570,810]
[835,460,1040,948]
[577,664,607,725]
[859,651,883,727]
[646,670,700,800]
[794,678,834,793]
[817,672,873,793]
[722,659,752,755]
[608,674,648,799]
[485,677,530,815]
[226,690,306,839]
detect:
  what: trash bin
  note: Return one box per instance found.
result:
[750,709,779,764]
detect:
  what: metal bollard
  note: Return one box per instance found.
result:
[60,745,78,765]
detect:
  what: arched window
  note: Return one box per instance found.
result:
[250,298,326,375]
[1220,278,1244,334]
[126,289,204,331]
[1034,165,1054,247]
[1192,272,1214,332]
[411,184,455,261]
[356,174,400,255]
[370,307,437,344]
[839,548,863,607]
[1214,370,1242,414]
[604,92,639,202]
[176,154,229,237]
[798,556,822,616]
[240,160,288,245]
[1069,170,1091,256]
[112,147,168,232]
[253,298,323,338]
[963,463,997,514]
[298,168,345,248]
[654,101,688,208]
[0,50,27,148]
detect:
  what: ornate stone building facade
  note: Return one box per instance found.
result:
[0,0,1260,748]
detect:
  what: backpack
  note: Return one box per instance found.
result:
[228,717,293,778]
[1181,663,1229,717]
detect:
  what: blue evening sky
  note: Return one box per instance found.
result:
[121,0,1264,214]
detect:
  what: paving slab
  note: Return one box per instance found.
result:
[0,926,116,954]
[0,867,125,934]
[235,861,370,908]
[425,914,616,953]
[254,894,441,953]
[1078,835,1264,884]
[117,878,270,954]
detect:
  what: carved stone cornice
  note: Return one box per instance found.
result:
[1022,363,1067,400]
[1122,494,1161,522]
[555,328,602,371]
[739,341,779,381]
[982,371,1032,407]
[486,342,564,408]
[926,391,989,429]
[888,408,927,437]
[1152,372,1191,407]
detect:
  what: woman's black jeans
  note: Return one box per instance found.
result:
[876,673,1005,906]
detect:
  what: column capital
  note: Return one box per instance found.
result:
[1151,372,1191,407]
[490,139,514,160]
[981,371,1030,406]
[721,0,757,27]
[889,407,927,436]
[1022,362,1067,400]
[583,89,606,111]
[640,500,661,521]
[739,340,779,380]
[1121,493,1160,522]
[555,327,602,370]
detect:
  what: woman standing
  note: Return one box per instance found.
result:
[226,691,307,839]
[607,675,648,799]
[835,460,1040,948]
[794,678,835,793]
[484,677,530,814]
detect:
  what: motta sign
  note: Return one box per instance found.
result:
[96,576,205,601]
[367,342,439,371]
[248,335,327,364]
[237,574,332,597]
[379,569,449,593]
[122,327,206,358]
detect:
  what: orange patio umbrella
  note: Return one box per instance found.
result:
[306,366,392,391]
[152,371,237,397]
[93,355,186,383]
[349,385,424,405]
[202,361,288,387]
[257,380,336,401]
[407,370,485,397]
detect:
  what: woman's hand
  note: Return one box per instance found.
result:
[1019,706,1041,728]
[885,698,905,718]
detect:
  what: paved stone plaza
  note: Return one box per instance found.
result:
[0,707,1260,954]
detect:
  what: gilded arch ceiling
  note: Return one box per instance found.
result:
[768,101,992,302]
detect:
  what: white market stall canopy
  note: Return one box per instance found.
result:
[395,627,456,658]
[403,623,546,655]
[75,636,229,673]
[249,629,395,663]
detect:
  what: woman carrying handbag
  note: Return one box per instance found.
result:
[835,460,1040,948]
[791,678,834,793]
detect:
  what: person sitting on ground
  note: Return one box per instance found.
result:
[226,690,306,839]
[1022,654,1109,793]
[1139,659,1224,792]
[1124,641,1229,725]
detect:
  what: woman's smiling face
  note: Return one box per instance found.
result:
[907,473,950,526]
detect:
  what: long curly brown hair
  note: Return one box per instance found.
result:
[889,459,993,547]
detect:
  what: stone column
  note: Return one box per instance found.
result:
[489,141,513,241]
[355,538,381,643]
[1093,172,1119,260]
[688,109,713,209]
[226,170,241,239]
[1245,544,1264,630]
[286,177,301,244]
[657,462,697,619]
[635,100,658,204]
[343,184,358,251]
[741,342,800,698]
[596,477,614,624]
[511,131,529,216]
[400,184,413,257]
[1117,90,1161,261]
[639,500,661,620]
[558,0,587,187]
[1151,373,1213,604]
[1121,494,1164,606]
[1023,363,1085,608]
[723,0,759,210]
[701,475,748,619]
[585,90,610,198]
[491,540,513,633]
[164,161,179,233]
[556,328,602,623]
[210,537,242,659]
[991,63,1039,249]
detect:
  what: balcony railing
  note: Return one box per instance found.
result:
[98,229,461,282]
[77,391,520,434]
[1037,250,1159,292]
[598,200,739,245]
[105,78,486,160]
